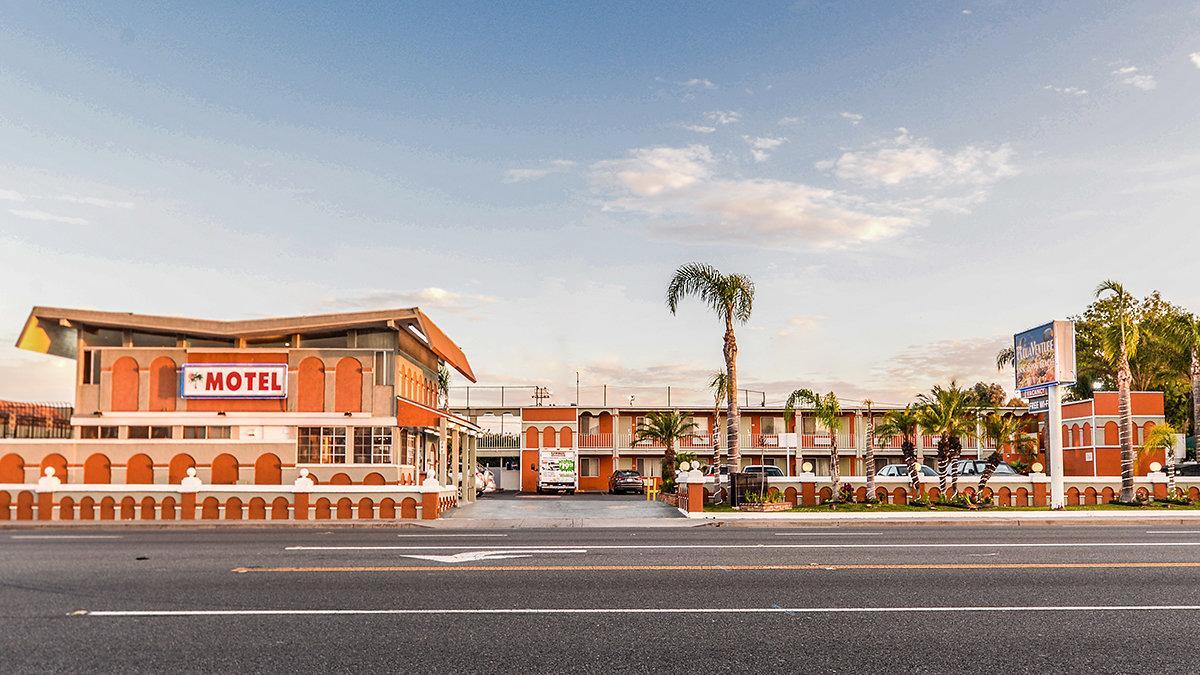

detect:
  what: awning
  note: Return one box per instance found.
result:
[397,395,480,432]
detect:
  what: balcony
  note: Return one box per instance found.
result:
[477,432,521,450]
[578,433,613,449]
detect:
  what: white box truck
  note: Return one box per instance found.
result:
[537,448,578,494]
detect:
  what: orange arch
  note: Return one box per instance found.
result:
[297,357,325,412]
[99,497,115,520]
[111,356,140,412]
[168,454,195,484]
[363,472,386,485]
[400,497,418,519]
[334,357,363,413]
[1101,487,1116,503]
[160,496,177,520]
[211,453,239,484]
[224,497,243,520]
[315,498,332,519]
[1015,487,1029,506]
[336,498,353,519]
[1082,423,1092,446]
[148,356,178,412]
[84,453,111,483]
[559,427,573,448]
[357,497,374,519]
[525,427,540,448]
[329,473,352,485]
[41,453,68,482]
[892,487,907,504]
[271,497,290,519]
[0,491,10,520]
[542,427,557,448]
[1066,487,1081,505]
[16,491,34,520]
[59,496,75,520]
[0,453,24,482]
[248,497,267,520]
[998,487,1012,506]
[140,496,157,520]
[126,453,154,484]
[254,453,282,485]
[119,496,136,520]
[1104,422,1119,446]
[380,498,397,518]
[79,496,96,520]
[1083,487,1098,505]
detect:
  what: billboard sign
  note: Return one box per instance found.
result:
[181,363,288,399]
[1014,321,1077,393]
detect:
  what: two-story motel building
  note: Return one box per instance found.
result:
[1,306,481,494]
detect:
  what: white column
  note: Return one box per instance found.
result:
[1048,383,1065,509]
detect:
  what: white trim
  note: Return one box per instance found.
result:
[72,413,388,426]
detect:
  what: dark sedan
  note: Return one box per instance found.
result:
[608,469,645,494]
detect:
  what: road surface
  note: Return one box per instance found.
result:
[4,524,1200,672]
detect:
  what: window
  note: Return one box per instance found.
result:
[81,426,98,439]
[151,426,173,439]
[298,427,346,464]
[99,426,119,439]
[183,426,207,439]
[129,332,178,347]
[580,457,600,477]
[761,417,784,435]
[353,427,393,464]
[207,426,231,439]
[81,328,124,347]
[82,351,102,384]
[128,426,150,439]
[373,351,394,385]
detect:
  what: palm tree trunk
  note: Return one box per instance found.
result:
[829,435,840,496]
[1167,439,1177,497]
[1118,353,1135,502]
[902,440,921,501]
[977,450,1002,496]
[937,439,948,496]
[1191,345,1199,467]
[949,437,962,497]
[711,402,721,469]
[724,321,740,477]
[664,439,677,490]
[864,414,876,500]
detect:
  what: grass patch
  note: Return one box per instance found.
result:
[703,501,1200,513]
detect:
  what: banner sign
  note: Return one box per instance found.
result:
[181,363,288,399]
[1027,397,1050,413]
[1014,320,1077,393]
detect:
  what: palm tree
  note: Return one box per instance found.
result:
[707,370,730,470]
[668,263,755,476]
[785,389,843,494]
[1161,313,1200,464]
[635,410,698,491]
[1095,280,1141,503]
[862,399,877,500]
[915,382,977,497]
[1142,424,1180,498]
[978,412,1033,494]
[437,364,452,410]
[875,406,922,501]
[995,346,1015,372]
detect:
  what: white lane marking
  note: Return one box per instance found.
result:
[82,605,1200,617]
[284,542,1200,551]
[400,549,587,563]
[774,532,883,536]
[395,534,508,538]
[10,535,123,540]
[1146,531,1200,534]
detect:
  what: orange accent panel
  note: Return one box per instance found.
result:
[249,497,267,520]
[0,454,24,482]
[525,427,540,448]
[84,453,111,483]
[148,356,178,412]
[211,453,239,484]
[126,454,153,483]
[397,398,440,427]
[523,408,577,422]
[254,453,282,485]
[521,449,539,492]
[559,427,573,448]
[598,413,613,434]
[542,427,557,448]
[334,357,363,413]
[297,357,325,412]
[111,356,140,412]
[168,454,195,484]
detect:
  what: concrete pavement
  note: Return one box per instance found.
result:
[5,525,1200,671]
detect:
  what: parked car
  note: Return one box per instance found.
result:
[608,469,645,494]
[876,463,938,477]
[951,459,1019,476]
[1175,462,1200,476]
[702,464,730,477]
[742,464,785,477]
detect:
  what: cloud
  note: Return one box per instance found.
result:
[57,195,135,209]
[703,110,741,125]
[681,78,716,90]
[874,335,1010,398]
[581,361,714,386]
[962,8,972,14]
[822,128,1016,188]
[840,111,864,125]
[778,116,804,126]
[742,135,787,162]
[326,287,497,313]
[7,209,89,225]
[591,145,713,197]
[1042,84,1088,97]
[0,189,26,202]
[502,159,576,183]
[1112,65,1157,90]
[683,124,717,134]
[1190,52,1200,69]
[777,314,826,337]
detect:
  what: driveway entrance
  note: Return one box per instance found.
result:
[446,491,684,521]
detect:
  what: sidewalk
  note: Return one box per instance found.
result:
[682,509,1200,527]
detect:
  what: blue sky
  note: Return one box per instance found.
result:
[2,1,1199,405]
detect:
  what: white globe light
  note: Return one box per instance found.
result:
[1031,462,1043,473]
[802,461,814,473]
[679,461,690,471]
[1149,461,1162,473]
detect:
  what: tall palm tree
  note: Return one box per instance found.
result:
[668,263,755,476]
[915,382,977,497]
[875,406,922,500]
[1096,280,1141,503]
[1142,424,1180,497]
[437,364,452,410]
[1161,313,1200,464]
[862,399,877,500]
[977,412,1033,494]
[707,370,730,470]
[785,389,843,493]
[635,410,698,491]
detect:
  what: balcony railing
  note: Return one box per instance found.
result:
[871,435,906,450]
[477,432,521,450]
[578,433,613,449]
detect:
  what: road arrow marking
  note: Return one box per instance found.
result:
[398,549,588,563]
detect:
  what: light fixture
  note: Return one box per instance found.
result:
[217,411,226,417]
[344,412,352,417]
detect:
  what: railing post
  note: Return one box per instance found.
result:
[421,477,442,520]
[684,469,706,513]
[37,467,60,520]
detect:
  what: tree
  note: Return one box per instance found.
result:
[915,382,978,497]
[1095,280,1141,503]
[437,364,452,410]
[970,382,1008,408]
[668,263,755,476]
[785,390,843,494]
[1142,423,1180,497]
[862,399,877,500]
[977,412,1033,494]
[707,370,730,470]
[875,406,922,501]
[1159,313,1200,461]
[635,410,698,492]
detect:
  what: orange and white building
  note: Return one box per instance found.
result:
[0,306,481,521]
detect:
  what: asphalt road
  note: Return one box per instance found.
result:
[5,525,1200,673]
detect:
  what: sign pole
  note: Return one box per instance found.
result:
[1047,383,1065,509]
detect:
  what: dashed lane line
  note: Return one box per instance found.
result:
[231,561,1200,573]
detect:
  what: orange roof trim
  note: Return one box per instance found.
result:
[415,309,476,383]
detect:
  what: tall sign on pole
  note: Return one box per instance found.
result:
[1013,321,1077,509]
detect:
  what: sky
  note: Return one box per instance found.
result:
[1,1,1199,408]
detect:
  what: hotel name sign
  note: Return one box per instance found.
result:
[181,363,288,399]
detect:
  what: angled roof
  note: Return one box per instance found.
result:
[16,306,476,382]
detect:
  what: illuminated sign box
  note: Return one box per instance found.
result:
[181,363,288,400]
[1014,320,1077,393]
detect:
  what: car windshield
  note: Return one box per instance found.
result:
[614,470,639,477]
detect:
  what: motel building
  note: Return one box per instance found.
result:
[456,391,1171,495]
[0,306,481,522]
